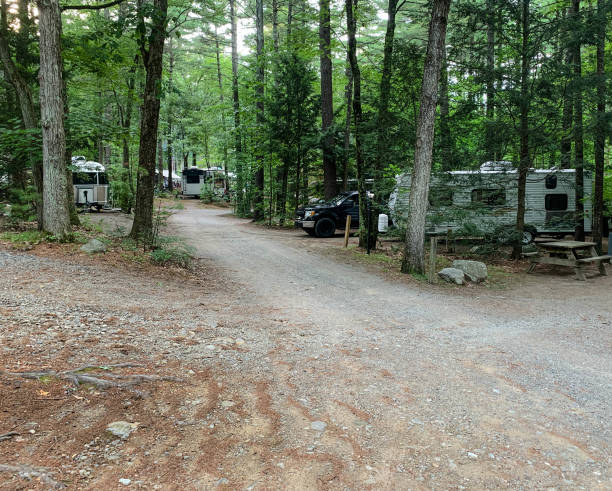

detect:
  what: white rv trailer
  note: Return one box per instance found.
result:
[182,167,234,198]
[72,156,109,211]
[181,167,205,197]
[389,161,592,242]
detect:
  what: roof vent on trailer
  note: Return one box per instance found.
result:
[480,161,514,172]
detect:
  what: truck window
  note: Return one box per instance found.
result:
[471,188,505,206]
[545,194,568,211]
[429,188,453,206]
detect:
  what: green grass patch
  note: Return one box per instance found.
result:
[0,230,49,246]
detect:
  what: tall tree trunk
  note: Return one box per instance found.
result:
[376,0,397,174]
[37,0,70,238]
[320,0,336,200]
[253,0,265,220]
[512,0,531,259]
[0,0,43,226]
[572,0,584,241]
[401,0,451,273]
[130,0,168,241]
[439,44,451,169]
[484,0,496,160]
[214,29,229,184]
[592,0,606,250]
[347,0,369,249]
[166,39,173,191]
[157,134,163,191]
[230,0,244,214]
[342,58,353,191]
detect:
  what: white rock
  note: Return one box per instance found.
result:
[106,421,137,439]
[310,421,327,432]
[119,478,131,485]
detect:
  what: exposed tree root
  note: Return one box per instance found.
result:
[0,432,19,442]
[0,363,181,389]
[0,463,65,489]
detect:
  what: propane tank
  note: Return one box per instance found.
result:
[378,213,389,233]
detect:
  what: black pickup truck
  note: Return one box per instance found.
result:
[295,191,360,237]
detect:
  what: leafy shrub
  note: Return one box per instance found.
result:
[149,238,195,268]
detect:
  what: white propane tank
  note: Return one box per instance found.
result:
[378,213,389,233]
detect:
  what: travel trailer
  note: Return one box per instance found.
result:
[182,167,233,198]
[72,156,109,211]
[389,161,592,242]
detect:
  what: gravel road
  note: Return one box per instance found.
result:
[170,203,611,488]
[1,201,610,489]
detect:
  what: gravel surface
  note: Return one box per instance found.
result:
[0,201,610,489]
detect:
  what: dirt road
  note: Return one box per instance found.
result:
[169,203,612,488]
[1,201,610,489]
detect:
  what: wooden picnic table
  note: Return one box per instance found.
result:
[526,240,611,281]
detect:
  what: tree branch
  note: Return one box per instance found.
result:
[61,0,125,12]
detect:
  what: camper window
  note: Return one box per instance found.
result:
[186,174,200,184]
[429,188,453,206]
[73,172,95,185]
[545,194,568,211]
[98,172,108,185]
[471,188,505,206]
[545,174,557,189]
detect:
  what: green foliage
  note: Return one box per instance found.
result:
[0,230,48,246]
[3,186,39,224]
[149,236,195,268]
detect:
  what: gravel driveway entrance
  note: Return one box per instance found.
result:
[1,201,610,489]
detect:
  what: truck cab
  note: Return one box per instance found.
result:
[295,191,360,237]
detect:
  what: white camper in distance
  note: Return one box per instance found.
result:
[389,161,592,242]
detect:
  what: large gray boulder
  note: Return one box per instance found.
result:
[80,238,107,254]
[452,259,487,283]
[438,267,465,285]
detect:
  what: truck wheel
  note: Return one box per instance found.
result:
[304,229,315,236]
[315,218,336,238]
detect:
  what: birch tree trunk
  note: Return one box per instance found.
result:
[401,0,451,274]
[37,0,71,238]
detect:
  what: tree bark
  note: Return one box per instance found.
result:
[214,28,229,185]
[347,0,370,249]
[376,0,397,174]
[166,39,173,191]
[439,44,451,169]
[129,0,168,241]
[320,0,336,200]
[560,7,573,170]
[592,0,606,250]
[512,0,531,259]
[230,0,245,214]
[37,0,71,238]
[157,133,163,191]
[342,58,353,191]
[253,0,265,220]
[572,0,584,241]
[484,0,496,160]
[401,0,451,273]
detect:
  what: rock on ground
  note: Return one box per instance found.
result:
[452,260,488,283]
[438,267,465,285]
[80,238,107,254]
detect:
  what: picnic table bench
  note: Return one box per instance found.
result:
[526,241,610,281]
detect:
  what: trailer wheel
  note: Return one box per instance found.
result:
[522,226,537,244]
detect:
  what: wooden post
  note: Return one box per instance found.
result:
[344,215,352,248]
[428,236,437,283]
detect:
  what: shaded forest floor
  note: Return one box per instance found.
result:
[0,203,610,489]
